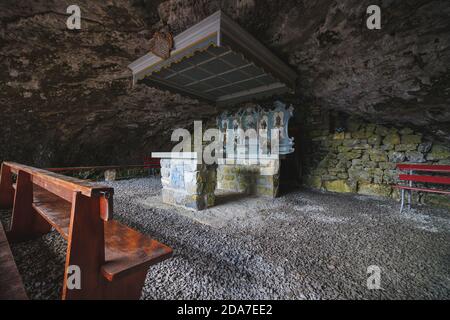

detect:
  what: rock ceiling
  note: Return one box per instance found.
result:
[0,0,449,165]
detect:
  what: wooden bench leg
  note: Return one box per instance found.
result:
[7,170,52,242]
[100,264,149,300]
[62,192,105,300]
[0,164,14,209]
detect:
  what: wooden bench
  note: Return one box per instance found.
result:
[0,222,27,300]
[393,164,450,213]
[0,161,173,299]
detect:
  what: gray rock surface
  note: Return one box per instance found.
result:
[1,1,449,165]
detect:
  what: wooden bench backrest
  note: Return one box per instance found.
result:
[2,162,113,221]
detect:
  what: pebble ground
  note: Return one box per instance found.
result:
[1,177,449,300]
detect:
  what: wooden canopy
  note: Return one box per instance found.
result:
[128,11,297,106]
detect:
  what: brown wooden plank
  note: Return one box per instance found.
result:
[28,186,113,241]
[7,162,113,222]
[4,162,114,198]
[101,220,173,281]
[100,195,114,221]
[31,174,76,203]
[3,162,173,300]
[7,170,52,242]
[62,192,105,300]
[0,222,28,300]
[29,184,172,282]
[32,201,71,240]
[0,163,15,209]
[99,263,149,300]
[29,186,172,282]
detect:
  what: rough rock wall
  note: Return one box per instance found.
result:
[0,0,219,166]
[156,0,450,138]
[1,0,449,166]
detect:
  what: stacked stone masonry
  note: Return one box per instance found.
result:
[217,159,280,198]
[160,158,216,210]
[303,115,450,208]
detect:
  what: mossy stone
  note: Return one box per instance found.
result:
[401,134,422,145]
[305,175,322,189]
[368,149,387,162]
[337,173,349,179]
[379,162,396,170]
[343,150,362,160]
[357,183,392,197]
[353,130,368,139]
[324,180,353,193]
[427,145,450,161]
[382,133,400,145]
[333,132,345,140]
[348,166,372,182]
[395,144,418,152]
[368,135,382,146]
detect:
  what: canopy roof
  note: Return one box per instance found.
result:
[128,11,297,106]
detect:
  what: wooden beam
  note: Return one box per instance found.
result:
[7,170,52,242]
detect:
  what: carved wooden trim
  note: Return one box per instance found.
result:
[149,31,173,59]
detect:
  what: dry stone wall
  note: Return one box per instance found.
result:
[302,107,450,208]
[160,157,216,210]
[217,159,280,198]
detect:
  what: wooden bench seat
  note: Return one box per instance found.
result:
[0,161,173,299]
[0,222,27,300]
[30,186,171,280]
[102,220,172,281]
[32,186,71,238]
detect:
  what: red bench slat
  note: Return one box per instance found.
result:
[143,160,160,168]
[394,164,449,212]
[399,174,450,185]
[397,164,450,173]
[393,185,450,195]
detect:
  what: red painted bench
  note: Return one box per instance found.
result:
[143,157,161,169]
[393,164,450,212]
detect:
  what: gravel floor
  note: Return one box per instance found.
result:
[1,177,449,300]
